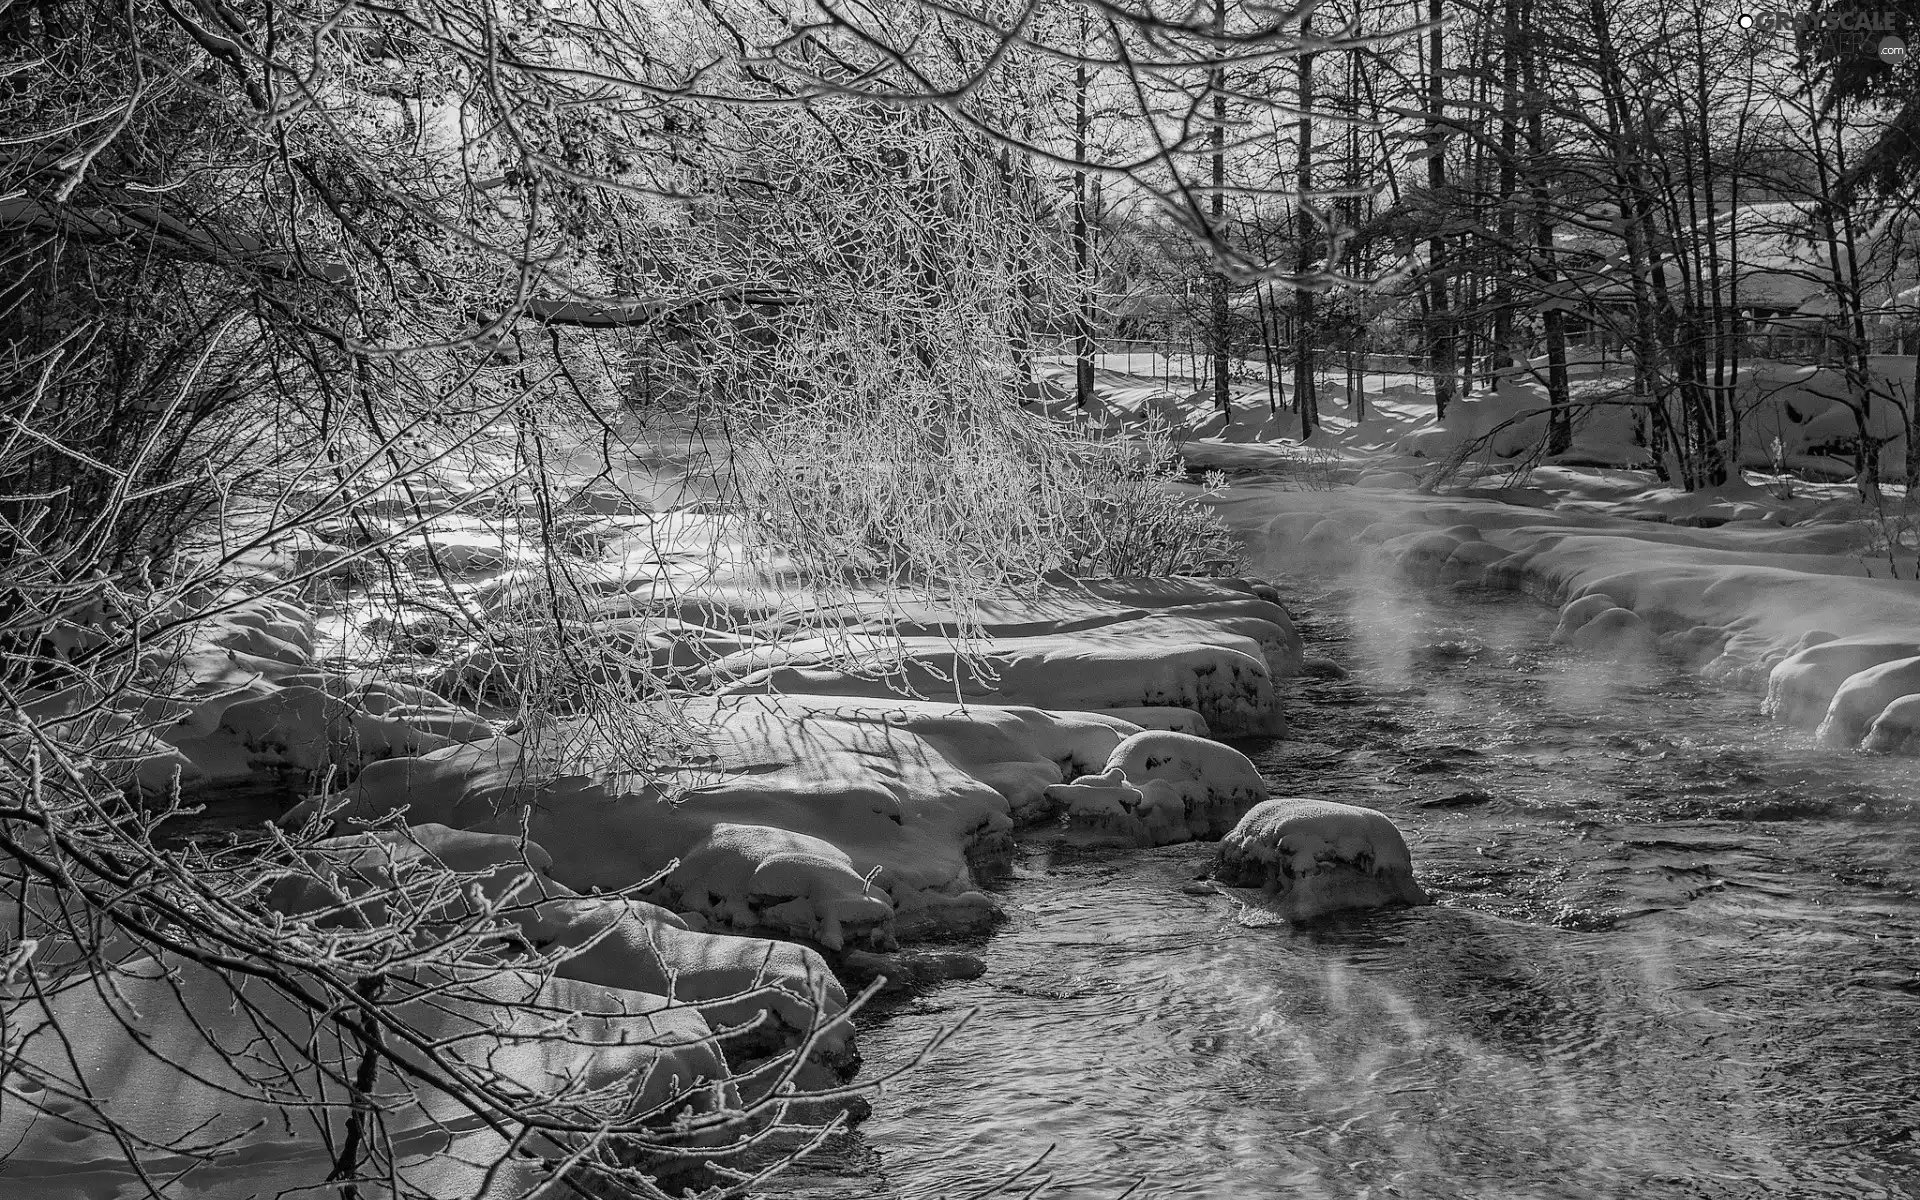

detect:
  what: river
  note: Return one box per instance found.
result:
[784,569,1920,1199]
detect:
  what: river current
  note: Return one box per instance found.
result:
[785,571,1920,1199]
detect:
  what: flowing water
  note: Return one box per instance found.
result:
[787,572,1920,1200]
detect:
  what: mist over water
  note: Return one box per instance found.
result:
[793,573,1920,1200]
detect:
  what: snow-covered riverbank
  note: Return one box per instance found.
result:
[18,377,1920,1196]
[1,427,1322,1195]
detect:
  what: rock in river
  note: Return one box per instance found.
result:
[1210,798,1429,922]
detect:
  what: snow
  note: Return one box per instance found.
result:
[308,691,1151,933]
[7,411,1388,1193]
[274,823,858,1079]
[1550,593,1623,644]
[1816,655,1920,748]
[1209,467,1920,752]
[1559,606,1653,656]
[708,618,1283,737]
[663,823,896,952]
[1764,635,1920,727]
[1210,798,1429,922]
[0,949,729,1200]
[1044,767,1192,847]
[1102,730,1269,837]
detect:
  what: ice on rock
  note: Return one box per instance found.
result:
[1103,730,1268,837]
[663,823,895,952]
[1211,798,1429,922]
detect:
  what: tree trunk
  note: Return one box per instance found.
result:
[1426,0,1457,419]
[1294,12,1319,440]
[1210,0,1231,424]
[1073,39,1094,410]
[1491,0,1520,381]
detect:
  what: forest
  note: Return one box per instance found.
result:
[3,0,1918,1196]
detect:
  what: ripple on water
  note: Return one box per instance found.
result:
[794,579,1920,1200]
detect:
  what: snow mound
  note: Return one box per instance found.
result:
[1765,636,1920,728]
[664,823,894,952]
[1816,655,1920,749]
[1211,798,1429,922]
[178,684,457,778]
[1044,767,1190,847]
[1103,730,1269,837]
[1562,607,1653,655]
[268,824,854,1077]
[1441,539,1513,583]
[516,895,853,1081]
[1861,694,1920,754]
[0,951,727,1200]
[711,617,1281,737]
[1098,706,1212,736]
[1550,594,1621,644]
[313,693,1138,935]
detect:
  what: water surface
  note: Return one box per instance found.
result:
[785,577,1920,1199]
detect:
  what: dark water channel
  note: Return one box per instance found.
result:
[789,575,1920,1200]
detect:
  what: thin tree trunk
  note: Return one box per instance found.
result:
[1426,0,1457,419]
[1210,0,1231,424]
[1294,11,1318,439]
[1491,0,1520,382]
[1073,32,1094,410]
[1520,0,1572,454]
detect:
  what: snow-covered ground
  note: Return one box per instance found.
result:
[1078,355,1920,760]
[4,421,1358,1194]
[29,351,1916,1192]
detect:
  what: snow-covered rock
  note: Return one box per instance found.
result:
[1098,706,1211,736]
[1657,624,1731,668]
[1861,693,1920,754]
[1441,539,1512,584]
[269,825,855,1077]
[1765,636,1920,728]
[310,694,1128,936]
[1044,767,1191,847]
[1211,798,1428,922]
[175,684,457,778]
[712,618,1282,737]
[1376,529,1465,583]
[1102,730,1268,837]
[1562,607,1653,655]
[0,950,729,1200]
[662,823,895,952]
[1816,655,1920,748]
[1550,593,1621,644]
